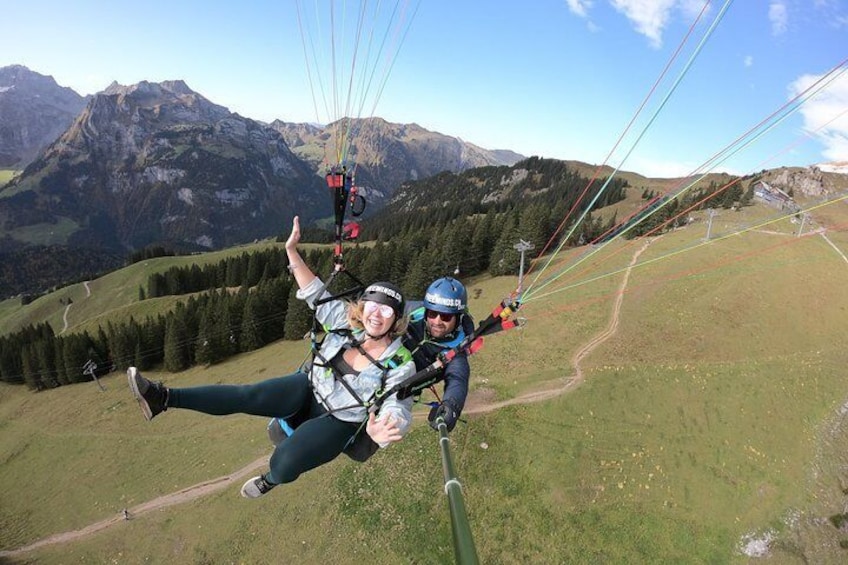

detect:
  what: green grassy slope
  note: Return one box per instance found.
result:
[0,169,19,187]
[1,202,847,563]
[0,239,296,336]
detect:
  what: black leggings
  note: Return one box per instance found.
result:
[168,372,361,485]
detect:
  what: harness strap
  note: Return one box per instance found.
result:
[309,329,407,418]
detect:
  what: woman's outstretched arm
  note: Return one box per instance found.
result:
[285,216,317,290]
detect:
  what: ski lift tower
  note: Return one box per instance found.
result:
[83,359,105,391]
[514,239,535,293]
[703,208,719,241]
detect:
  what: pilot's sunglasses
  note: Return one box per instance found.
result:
[425,309,456,322]
[363,301,395,318]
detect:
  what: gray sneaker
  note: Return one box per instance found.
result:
[241,475,277,499]
[127,367,168,421]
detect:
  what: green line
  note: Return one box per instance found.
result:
[524,193,848,304]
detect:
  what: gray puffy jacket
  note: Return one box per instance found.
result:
[297,278,415,445]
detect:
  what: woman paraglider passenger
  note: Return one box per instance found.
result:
[128,216,415,498]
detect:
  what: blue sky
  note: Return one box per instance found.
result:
[1,0,846,177]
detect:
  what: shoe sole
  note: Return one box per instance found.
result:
[240,477,260,498]
[127,367,153,421]
[240,476,274,499]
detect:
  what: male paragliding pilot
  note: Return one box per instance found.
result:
[403,276,474,433]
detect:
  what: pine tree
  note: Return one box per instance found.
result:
[21,344,42,391]
[488,211,521,276]
[262,277,290,343]
[359,242,390,283]
[240,293,264,352]
[403,246,439,298]
[147,273,164,298]
[519,202,550,251]
[283,284,313,341]
[246,253,263,288]
[54,339,68,385]
[107,322,133,371]
[215,296,235,362]
[63,334,92,384]
[35,339,58,388]
[164,315,190,372]
[195,302,216,366]
[740,183,755,206]
[470,213,496,274]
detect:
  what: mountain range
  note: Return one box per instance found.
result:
[2,78,326,252]
[0,66,521,257]
[0,65,845,300]
[272,118,523,208]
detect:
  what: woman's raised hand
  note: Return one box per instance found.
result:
[285,216,301,251]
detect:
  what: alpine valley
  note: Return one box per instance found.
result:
[0,65,521,298]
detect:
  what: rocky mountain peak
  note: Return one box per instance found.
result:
[756,165,848,199]
[0,64,87,167]
[271,116,523,204]
[2,77,324,251]
[102,79,195,98]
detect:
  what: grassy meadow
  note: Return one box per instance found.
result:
[0,238,301,337]
[1,200,848,563]
[0,169,18,187]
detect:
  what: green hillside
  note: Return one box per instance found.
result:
[0,169,19,187]
[0,238,323,337]
[1,201,848,562]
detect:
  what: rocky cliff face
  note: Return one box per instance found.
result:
[0,65,87,168]
[758,165,848,199]
[1,80,325,250]
[272,117,524,205]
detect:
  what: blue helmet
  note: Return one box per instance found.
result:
[424,277,467,314]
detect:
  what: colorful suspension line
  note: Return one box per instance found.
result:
[294,0,420,172]
[527,0,713,282]
[524,0,735,299]
[525,192,848,305]
[524,55,848,304]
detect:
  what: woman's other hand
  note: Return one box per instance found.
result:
[366,412,403,445]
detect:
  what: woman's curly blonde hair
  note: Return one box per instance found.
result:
[346,300,408,338]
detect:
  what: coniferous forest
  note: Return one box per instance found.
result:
[0,158,751,390]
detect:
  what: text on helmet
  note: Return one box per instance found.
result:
[426,292,464,308]
[366,285,403,302]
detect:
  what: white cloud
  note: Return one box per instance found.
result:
[744,55,754,68]
[769,1,789,36]
[790,72,848,163]
[812,0,848,28]
[609,0,677,49]
[678,0,710,21]
[565,0,594,18]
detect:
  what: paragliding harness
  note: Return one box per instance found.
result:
[400,306,474,399]
[269,167,399,461]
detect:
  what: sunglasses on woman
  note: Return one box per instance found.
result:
[425,309,456,322]
[363,301,395,318]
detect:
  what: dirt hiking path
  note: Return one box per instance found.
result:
[0,241,651,559]
[463,238,651,414]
